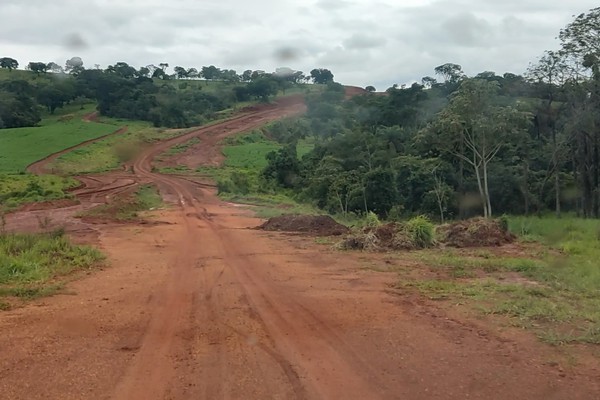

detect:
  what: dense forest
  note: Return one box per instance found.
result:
[257,8,600,220]
[0,58,331,129]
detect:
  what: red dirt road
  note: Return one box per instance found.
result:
[1,95,600,399]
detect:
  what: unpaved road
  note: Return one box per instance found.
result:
[1,96,600,399]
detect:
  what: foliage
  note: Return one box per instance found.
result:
[0,231,104,300]
[406,215,435,248]
[0,174,78,210]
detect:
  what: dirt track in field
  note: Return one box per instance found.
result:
[1,93,600,399]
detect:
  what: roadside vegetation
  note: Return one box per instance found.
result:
[0,230,104,308]
[0,174,78,211]
[350,215,600,345]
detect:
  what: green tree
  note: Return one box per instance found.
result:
[434,63,464,84]
[310,68,334,84]
[0,57,18,71]
[263,145,300,188]
[27,62,48,74]
[47,62,63,73]
[431,79,531,217]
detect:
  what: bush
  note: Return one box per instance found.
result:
[217,178,234,194]
[406,215,434,248]
[365,211,381,228]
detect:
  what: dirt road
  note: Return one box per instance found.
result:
[1,96,599,399]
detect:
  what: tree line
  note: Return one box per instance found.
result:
[0,57,334,129]
[258,7,600,219]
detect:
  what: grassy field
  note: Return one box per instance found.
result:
[378,216,600,345]
[0,104,116,173]
[0,174,78,210]
[51,118,184,175]
[0,230,104,308]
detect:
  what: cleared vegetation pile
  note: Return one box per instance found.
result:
[337,216,435,251]
[259,215,349,236]
[437,218,515,248]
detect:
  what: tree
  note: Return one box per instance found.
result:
[201,65,221,80]
[310,68,334,84]
[432,79,530,217]
[527,51,569,216]
[0,57,18,71]
[434,63,464,84]
[106,62,136,78]
[27,62,48,74]
[152,68,168,79]
[187,68,198,79]
[365,85,376,92]
[263,144,300,188]
[47,62,63,73]
[421,76,437,88]
[65,57,84,74]
[559,8,600,216]
[137,66,150,78]
[174,66,188,79]
[559,7,600,70]
[241,70,253,82]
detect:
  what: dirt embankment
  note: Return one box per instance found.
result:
[258,214,349,236]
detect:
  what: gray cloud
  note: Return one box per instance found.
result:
[0,0,597,88]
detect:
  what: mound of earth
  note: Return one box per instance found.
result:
[337,223,416,251]
[259,215,349,236]
[437,217,514,248]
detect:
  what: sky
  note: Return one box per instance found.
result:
[0,0,598,90]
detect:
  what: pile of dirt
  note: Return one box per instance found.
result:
[437,217,514,248]
[258,215,349,236]
[337,223,416,251]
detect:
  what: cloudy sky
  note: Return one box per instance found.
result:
[0,0,597,89]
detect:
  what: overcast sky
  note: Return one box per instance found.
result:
[0,0,597,89]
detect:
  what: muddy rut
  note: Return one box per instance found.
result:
[1,95,600,399]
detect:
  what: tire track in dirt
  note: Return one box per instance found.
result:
[111,96,310,399]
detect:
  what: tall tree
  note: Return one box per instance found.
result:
[559,7,600,216]
[431,79,530,217]
[527,51,569,216]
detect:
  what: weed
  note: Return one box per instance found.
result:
[0,232,104,300]
[406,215,435,248]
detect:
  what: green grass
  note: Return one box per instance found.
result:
[0,174,78,210]
[0,231,104,302]
[389,216,600,344]
[81,184,163,221]
[0,104,117,173]
[52,120,184,175]
[179,130,317,217]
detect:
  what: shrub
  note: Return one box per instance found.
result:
[406,215,434,248]
[216,178,234,194]
[364,211,381,228]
